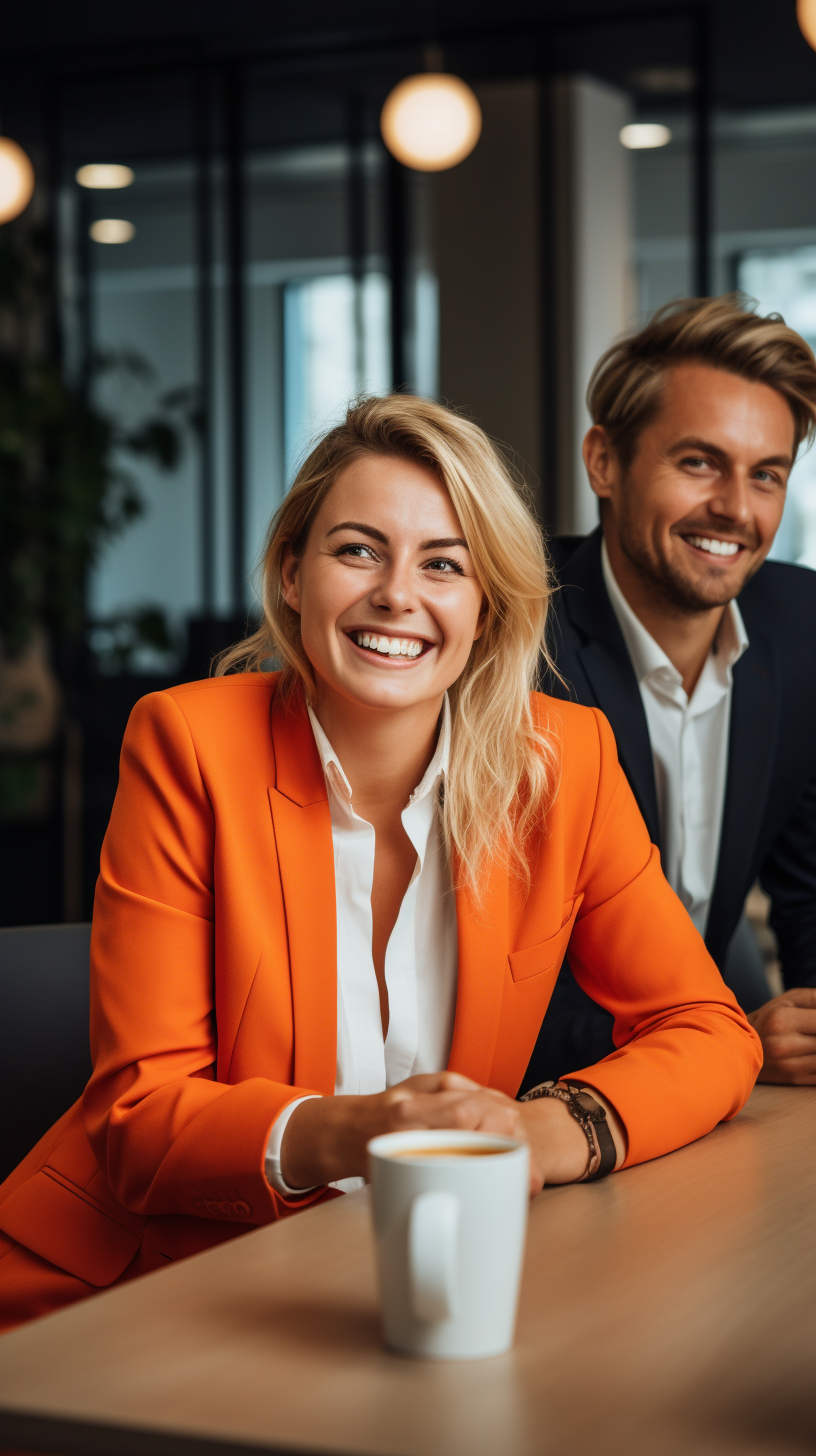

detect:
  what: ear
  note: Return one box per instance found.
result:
[280,545,301,614]
[583,425,618,504]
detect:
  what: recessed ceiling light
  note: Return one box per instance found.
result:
[89,218,135,244]
[619,123,672,150]
[76,164,134,190]
[381,74,482,172]
[627,67,695,95]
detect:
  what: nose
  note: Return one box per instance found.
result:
[707,468,753,526]
[369,553,418,615]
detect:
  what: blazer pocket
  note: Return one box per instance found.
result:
[508,897,581,984]
[0,1168,145,1287]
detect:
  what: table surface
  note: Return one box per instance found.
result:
[1,1084,815,1456]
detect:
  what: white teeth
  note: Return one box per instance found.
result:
[687,536,740,558]
[353,632,425,658]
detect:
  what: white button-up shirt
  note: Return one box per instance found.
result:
[264,696,459,1194]
[601,540,748,936]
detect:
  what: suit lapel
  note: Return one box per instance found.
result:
[448,861,509,1084]
[558,533,661,844]
[706,624,779,959]
[268,690,337,1094]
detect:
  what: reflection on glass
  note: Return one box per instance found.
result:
[283,272,390,481]
[738,248,816,569]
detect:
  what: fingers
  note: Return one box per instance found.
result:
[780,987,816,1009]
[386,1088,521,1139]
[758,1055,816,1086]
[387,1071,482,1099]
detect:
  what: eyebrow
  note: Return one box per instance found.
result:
[325,521,469,550]
[669,436,793,468]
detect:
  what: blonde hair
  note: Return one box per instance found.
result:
[588,294,816,465]
[217,395,558,891]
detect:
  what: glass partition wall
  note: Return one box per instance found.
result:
[1,7,787,922]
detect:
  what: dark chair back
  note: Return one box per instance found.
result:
[0,923,93,1183]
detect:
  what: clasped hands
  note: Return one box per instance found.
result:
[280,1071,624,1195]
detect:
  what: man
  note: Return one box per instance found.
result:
[525,295,816,1089]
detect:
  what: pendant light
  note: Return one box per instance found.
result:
[380,71,482,172]
[0,135,35,224]
[797,0,816,50]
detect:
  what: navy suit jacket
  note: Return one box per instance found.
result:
[521,529,816,1089]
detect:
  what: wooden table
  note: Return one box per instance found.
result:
[1,1084,815,1456]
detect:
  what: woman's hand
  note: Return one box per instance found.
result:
[279,1072,624,1194]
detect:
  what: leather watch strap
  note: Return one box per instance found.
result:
[518,1079,617,1182]
[560,1081,617,1181]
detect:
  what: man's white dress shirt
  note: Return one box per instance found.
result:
[601,541,748,936]
[264,696,459,1195]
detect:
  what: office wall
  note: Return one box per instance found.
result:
[431,81,542,503]
[550,75,634,536]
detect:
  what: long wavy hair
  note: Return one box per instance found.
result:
[216,395,559,891]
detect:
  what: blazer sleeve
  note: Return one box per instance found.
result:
[82,691,326,1224]
[565,709,762,1167]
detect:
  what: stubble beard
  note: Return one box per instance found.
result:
[616,510,759,616]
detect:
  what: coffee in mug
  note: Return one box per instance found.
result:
[367,1128,529,1360]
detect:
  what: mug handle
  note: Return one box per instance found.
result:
[408,1190,460,1321]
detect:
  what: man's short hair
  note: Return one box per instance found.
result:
[587,294,816,465]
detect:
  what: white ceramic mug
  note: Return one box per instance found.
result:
[367,1127,529,1360]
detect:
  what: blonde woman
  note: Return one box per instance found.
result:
[0,396,761,1331]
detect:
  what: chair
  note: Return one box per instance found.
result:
[0,923,92,1183]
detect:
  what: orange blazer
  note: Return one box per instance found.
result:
[0,674,761,1300]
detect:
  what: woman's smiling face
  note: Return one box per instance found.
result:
[281,453,486,716]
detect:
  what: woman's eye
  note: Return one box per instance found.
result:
[336,543,377,561]
[424,557,464,575]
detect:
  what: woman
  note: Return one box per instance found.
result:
[0,395,761,1330]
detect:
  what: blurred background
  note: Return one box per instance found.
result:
[1,0,815,926]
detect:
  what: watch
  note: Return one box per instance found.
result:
[518,1079,617,1181]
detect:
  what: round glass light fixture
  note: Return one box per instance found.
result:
[619,122,672,150]
[380,73,482,171]
[797,0,816,50]
[76,163,135,190]
[0,137,35,224]
[89,218,135,244]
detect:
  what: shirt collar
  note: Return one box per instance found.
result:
[600,537,749,688]
[307,693,450,809]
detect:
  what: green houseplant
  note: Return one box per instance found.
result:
[0,215,194,818]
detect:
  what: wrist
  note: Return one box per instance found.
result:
[280,1094,373,1188]
[518,1097,591,1184]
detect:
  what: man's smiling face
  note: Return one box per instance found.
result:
[592,362,796,613]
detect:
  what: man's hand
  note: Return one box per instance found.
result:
[749,988,816,1084]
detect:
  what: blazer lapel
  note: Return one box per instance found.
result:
[268,691,337,1094]
[706,623,780,960]
[558,533,661,844]
[448,861,509,1084]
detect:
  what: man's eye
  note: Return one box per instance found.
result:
[682,457,710,470]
